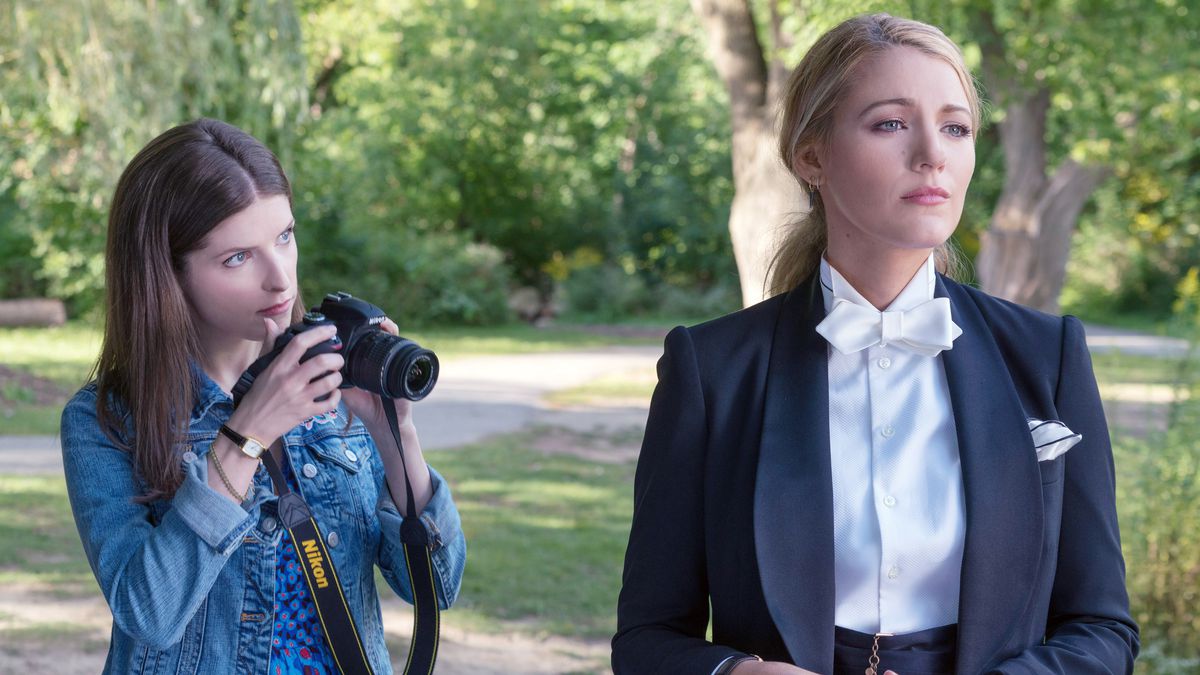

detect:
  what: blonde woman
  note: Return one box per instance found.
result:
[613,14,1136,675]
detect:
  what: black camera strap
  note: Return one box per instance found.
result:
[261,451,375,675]
[248,394,440,675]
[382,397,441,675]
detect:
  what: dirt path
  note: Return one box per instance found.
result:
[0,330,1190,672]
[0,348,658,674]
[0,586,612,674]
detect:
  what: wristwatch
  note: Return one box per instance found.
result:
[218,424,267,459]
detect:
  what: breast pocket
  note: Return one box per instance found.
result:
[1038,453,1066,485]
[295,430,379,537]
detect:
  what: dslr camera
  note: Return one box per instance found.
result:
[233,292,439,404]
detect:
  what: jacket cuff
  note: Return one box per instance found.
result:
[377,465,465,605]
[172,449,257,555]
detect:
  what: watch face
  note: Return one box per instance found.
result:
[242,439,266,459]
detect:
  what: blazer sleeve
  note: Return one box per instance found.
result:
[612,326,747,674]
[989,316,1139,674]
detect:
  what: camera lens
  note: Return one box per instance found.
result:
[345,330,439,400]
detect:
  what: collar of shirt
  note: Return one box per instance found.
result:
[819,252,937,315]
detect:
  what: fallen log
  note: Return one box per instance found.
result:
[0,299,67,327]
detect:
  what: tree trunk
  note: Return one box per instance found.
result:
[691,0,803,307]
[972,10,1109,312]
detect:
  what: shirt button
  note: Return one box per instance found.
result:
[888,565,900,580]
[327,531,340,548]
[182,451,198,463]
[344,449,358,463]
[881,425,895,438]
[302,463,318,478]
[261,517,278,533]
[883,495,897,508]
[877,357,892,369]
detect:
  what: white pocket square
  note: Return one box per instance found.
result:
[1027,418,1082,462]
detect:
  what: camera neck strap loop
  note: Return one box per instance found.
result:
[382,396,441,675]
[245,394,441,675]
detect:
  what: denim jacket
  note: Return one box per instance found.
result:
[60,368,466,674]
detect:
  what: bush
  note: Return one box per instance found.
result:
[299,228,513,327]
[1117,420,1200,669]
[1114,291,1200,673]
[560,260,741,322]
[560,264,656,321]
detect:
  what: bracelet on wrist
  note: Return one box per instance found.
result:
[209,449,257,503]
[715,654,762,675]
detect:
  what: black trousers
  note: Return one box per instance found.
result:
[833,624,957,675]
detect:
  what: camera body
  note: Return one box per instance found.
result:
[233,292,439,404]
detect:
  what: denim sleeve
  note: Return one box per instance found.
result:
[60,388,257,650]
[369,443,466,610]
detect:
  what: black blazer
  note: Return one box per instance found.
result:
[612,273,1137,674]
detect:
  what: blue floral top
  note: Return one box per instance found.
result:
[271,455,337,674]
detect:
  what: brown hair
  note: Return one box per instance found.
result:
[95,118,303,501]
[767,13,982,296]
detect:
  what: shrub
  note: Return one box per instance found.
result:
[300,228,513,327]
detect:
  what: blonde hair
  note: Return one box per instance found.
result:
[767,13,981,297]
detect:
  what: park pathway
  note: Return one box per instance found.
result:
[0,345,661,473]
[0,326,1189,673]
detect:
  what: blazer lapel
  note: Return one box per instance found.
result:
[754,274,836,672]
[937,278,1044,674]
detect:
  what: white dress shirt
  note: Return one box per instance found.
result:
[820,254,966,635]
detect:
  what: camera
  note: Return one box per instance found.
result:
[233,292,439,404]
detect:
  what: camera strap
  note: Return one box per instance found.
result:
[254,396,441,675]
[261,451,375,675]
[382,398,441,675]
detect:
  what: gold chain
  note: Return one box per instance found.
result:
[866,632,894,675]
[210,449,253,502]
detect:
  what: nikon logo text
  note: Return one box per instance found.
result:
[302,539,330,589]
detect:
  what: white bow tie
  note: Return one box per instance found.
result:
[815,296,962,357]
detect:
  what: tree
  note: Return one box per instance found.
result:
[959,0,1198,312]
[689,0,804,307]
[0,0,308,314]
[692,0,1200,312]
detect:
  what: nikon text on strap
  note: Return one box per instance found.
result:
[237,387,442,675]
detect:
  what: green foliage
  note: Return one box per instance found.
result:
[2,0,1197,325]
[299,226,513,326]
[1117,409,1200,668]
[0,0,735,324]
[0,0,308,314]
[294,0,734,317]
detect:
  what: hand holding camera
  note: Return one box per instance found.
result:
[225,322,346,449]
[231,292,440,444]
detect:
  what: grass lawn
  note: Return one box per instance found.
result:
[0,429,634,644]
[425,432,635,640]
[0,474,97,595]
[0,322,667,436]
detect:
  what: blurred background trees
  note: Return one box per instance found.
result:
[2,0,1198,667]
[1,0,1197,326]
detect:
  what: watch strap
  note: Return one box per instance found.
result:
[219,424,266,459]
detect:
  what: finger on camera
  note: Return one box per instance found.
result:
[308,368,343,390]
[281,325,339,362]
[299,353,344,379]
[316,388,342,411]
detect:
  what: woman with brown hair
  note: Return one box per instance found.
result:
[613,14,1136,675]
[60,118,465,673]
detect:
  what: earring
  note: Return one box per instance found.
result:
[806,180,820,210]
